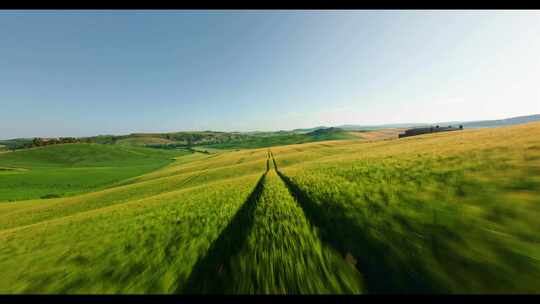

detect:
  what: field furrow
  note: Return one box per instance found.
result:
[1,122,539,294]
[0,165,267,293]
[274,143,540,293]
[183,152,364,294]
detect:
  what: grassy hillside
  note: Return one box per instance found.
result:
[115,136,174,146]
[201,128,355,150]
[0,138,33,150]
[0,144,191,201]
[0,122,539,293]
[347,128,405,141]
[1,128,360,153]
[83,131,250,147]
[78,128,356,151]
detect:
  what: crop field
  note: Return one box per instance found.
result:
[198,129,357,150]
[0,144,192,201]
[347,128,405,141]
[0,122,539,293]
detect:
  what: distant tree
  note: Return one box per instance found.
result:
[32,138,42,147]
[63,137,78,143]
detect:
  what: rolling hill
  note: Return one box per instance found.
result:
[0,122,539,293]
[335,113,540,131]
[3,114,539,152]
[198,128,355,150]
[77,128,356,151]
[457,114,540,128]
[0,143,191,201]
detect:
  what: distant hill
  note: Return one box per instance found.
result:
[337,123,428,131]
[81,131,251,148]
[3,114,538,151]
[292,126,329,134]
[334,114,540,131]
[451,114,540,128]
[74,128,354,151]
[199,127,354,150]
[0,129,351,152]
[1,127,358,151]
[0,138,33,150]
[307,127,344,135]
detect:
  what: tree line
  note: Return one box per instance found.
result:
[23,137,80,148]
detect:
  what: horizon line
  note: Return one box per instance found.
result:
[1,113,539,141]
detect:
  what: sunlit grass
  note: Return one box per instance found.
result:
[0,122,539,293]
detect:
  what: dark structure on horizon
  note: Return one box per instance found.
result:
[398,125,463,138]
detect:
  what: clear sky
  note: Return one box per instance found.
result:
[1,10,540,138]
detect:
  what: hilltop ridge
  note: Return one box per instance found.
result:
[2,114,539,151]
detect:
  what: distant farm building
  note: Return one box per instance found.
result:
[398,125,463,138]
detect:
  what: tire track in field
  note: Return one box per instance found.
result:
[180,152,271,294]
[183,151,364,294]
[269,150,278,171]
[263,150,364,293]
[270,151,442,294]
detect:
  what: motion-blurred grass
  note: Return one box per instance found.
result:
[0,122,539,293]
[278,123,540,293]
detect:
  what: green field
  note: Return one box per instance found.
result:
[0,123,539,293]
[200,129,356,150]
[0,138,33,150]
[77,127,356,150]
[0,144,192,201]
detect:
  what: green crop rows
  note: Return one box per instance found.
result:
[0,122,539,293]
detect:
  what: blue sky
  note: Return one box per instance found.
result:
[1,10,539,138]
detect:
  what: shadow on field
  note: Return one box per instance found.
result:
[179,164,269,294]
[270,151,278,171]
[275,169,445,294]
